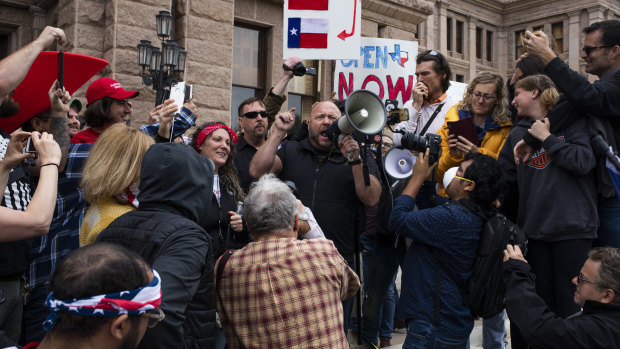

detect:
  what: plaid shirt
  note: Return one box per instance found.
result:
[139,106,196,140]
[216,238,359,349]
[28,143,92,289]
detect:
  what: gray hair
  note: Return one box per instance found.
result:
[244,174,298,237]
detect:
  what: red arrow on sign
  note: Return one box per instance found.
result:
[337,0,357,41]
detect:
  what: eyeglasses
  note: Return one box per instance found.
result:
[580,45,612,55]
[454,175,472,182]
[382,142,393,148]
[141,308,165,328]
[471,91,497,103]
[577,273,603,287]
[241,110,268,119]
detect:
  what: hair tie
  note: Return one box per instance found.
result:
[194,124,237,151]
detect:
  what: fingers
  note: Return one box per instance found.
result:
[284,56,302,69]
[9,130,31,143]
[183,99,198,115]
[513,140,524,165]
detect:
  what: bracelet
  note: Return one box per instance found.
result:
[41,163,60,169]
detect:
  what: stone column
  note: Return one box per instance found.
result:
[567,11,581,71]
[29,6,46,40]
[588,5,606,24]
[438,1,447,53]
[481,27,487,62]
[468,16,476,80]
[496,28,508,78]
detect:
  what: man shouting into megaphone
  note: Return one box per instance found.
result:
[249,100,381,333]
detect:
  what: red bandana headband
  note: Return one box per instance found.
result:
[194,124,237,151]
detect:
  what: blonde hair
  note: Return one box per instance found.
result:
[457,72,511,124]
[516,74,560,113]
[81,124,154,203]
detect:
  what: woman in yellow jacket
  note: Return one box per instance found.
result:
[436,72,512,197]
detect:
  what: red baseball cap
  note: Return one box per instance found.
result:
[85,78,139,106]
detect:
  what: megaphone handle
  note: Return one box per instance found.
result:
[337,133,356,160]
[362,144,370,187]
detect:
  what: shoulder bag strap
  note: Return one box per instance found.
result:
[418,102,446,136]
[215,249,235,292]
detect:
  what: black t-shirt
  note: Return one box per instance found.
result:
[233,135,258,193]
[276,138,378,261]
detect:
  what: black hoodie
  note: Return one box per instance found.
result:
[498,117,598,242]
[98,143,215,349]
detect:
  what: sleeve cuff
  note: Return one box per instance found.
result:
[542,134,560,150]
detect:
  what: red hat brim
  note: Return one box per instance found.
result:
[0,51,109,134]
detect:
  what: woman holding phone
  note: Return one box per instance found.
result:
[436,72,512,197]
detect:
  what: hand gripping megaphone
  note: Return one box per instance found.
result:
[326,90,387,143]
[384,147,417,179]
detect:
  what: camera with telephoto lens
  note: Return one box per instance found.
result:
[283,62,317,77]
[399,132,442,165]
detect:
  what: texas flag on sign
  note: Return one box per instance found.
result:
[288,18,329,49]
[288,0,328,10]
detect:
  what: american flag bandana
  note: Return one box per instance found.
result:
[43,269,162,331]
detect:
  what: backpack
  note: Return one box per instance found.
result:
[435,199,528,319]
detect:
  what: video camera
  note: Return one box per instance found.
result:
[283,62,317,77]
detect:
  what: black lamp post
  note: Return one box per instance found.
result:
[137,10,187,106]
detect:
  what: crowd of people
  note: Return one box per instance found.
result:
[0,18,619,349]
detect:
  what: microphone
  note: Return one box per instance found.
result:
[591,135,620,171]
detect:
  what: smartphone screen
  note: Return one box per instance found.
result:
[25,136,37,154]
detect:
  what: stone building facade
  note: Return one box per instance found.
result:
[423,0,619,83]
[0,0,618,128]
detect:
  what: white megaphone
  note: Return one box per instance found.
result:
[326,90,387,143]
[384,148,417,179]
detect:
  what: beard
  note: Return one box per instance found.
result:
[0,97,20,118]
[308,125,331,152]
[246,121,266,140]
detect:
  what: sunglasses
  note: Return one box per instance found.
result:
[471,91,497,103]
[422,50,444,71]
[241,110,268,119]
[454,175,472,182]
[580,45,612,55]
[142,308,166,328]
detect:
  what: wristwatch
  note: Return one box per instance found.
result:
[298,211,310,221]
[348,155,362,166]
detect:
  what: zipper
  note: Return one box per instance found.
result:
[311,157,320,210]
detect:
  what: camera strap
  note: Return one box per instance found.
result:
[418,102,445,135]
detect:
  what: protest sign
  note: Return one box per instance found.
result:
[283,0,361,59]
[334,38,467,106]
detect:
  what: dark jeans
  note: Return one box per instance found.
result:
[360,235,397,340]
[19,285,47,344]
[403,320,468,349]
[342,259,357,335]
[361,236,403,344]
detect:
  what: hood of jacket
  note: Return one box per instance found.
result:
[137,143,214,228]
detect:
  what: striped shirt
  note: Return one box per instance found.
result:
[1,133,31,211]
[216,238,360,349]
